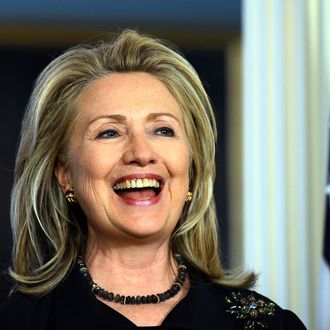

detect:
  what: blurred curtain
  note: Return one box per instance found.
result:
[240,0,329,329]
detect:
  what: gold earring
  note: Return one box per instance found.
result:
[186,191,193,202]
[65,189,77,203]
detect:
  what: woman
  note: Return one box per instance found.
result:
[0,30,306,329]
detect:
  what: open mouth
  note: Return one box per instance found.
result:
[113,178,162,200]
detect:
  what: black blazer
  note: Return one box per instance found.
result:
[0,264,307,330]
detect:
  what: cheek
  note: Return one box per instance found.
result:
[179,144,190,175]
[169,146,190,184]
[69,147,114,195]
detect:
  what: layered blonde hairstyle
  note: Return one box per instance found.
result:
[10,30,255,295]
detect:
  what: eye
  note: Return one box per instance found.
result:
[154,126,175,137]
[96,129,119,139]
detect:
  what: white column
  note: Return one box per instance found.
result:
[242,0,329,328]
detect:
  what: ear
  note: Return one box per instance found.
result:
[54,159,72,192]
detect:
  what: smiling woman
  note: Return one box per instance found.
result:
[0,30,306,329]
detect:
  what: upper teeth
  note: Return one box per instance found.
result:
[114,178,160,190]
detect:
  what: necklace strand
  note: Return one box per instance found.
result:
[77,253,187,305]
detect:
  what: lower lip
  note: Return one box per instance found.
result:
[115,190,162,206]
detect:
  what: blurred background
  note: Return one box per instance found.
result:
[0,0,235,306]
[0,1,329,329]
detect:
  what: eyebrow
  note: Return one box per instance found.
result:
[89,114,126,125]
[88,112,180,126]
[146,112,180,122]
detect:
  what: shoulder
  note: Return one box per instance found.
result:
[220,287,307,330]
[0,265,100,330]
[0,290,53,330]
[0,264,83,330]
[188,265,306,329]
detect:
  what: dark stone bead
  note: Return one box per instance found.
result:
[172,284,180,292]
[179,272,186,281]
[93,286,100,294]
[115,294,121,302]
[126,296,131,304]
[141,296,146,304]
[80,266,88,273]
[159,294,166,302]
[103,291,110,299]
[98,289,106,298]
[169,287,178,296]
[83,273,93,282]
[120,295,125,304]
[136,296,141,304]
[174,253,183,262]
[106,292,114,301]
[164,290,171,299]
[151,295,158,303]
[146,295,151,303]
[130,296,136,304]
[173,283,181,292]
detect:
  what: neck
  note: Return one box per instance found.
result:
[83,233,176,294]
[85,232,172,265]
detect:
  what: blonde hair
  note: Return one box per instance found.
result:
[10,30,255,295]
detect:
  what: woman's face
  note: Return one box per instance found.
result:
[56,72,190,243]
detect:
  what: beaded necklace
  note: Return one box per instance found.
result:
[77,253,187,305]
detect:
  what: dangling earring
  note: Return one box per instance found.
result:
[186,191,193,202]
[65,189,77,203]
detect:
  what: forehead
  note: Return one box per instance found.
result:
[76,72,183,121]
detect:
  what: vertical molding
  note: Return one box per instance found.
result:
[243,0,271,295]
[242,0,329,328]
[226,39,243,269]
[265,0,287,305]
[283,0,309,318]
[305,1,320,327]
[306,0,330,327]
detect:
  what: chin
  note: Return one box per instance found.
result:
[116,222,173,242]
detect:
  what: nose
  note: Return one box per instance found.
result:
[122,132,156,166]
